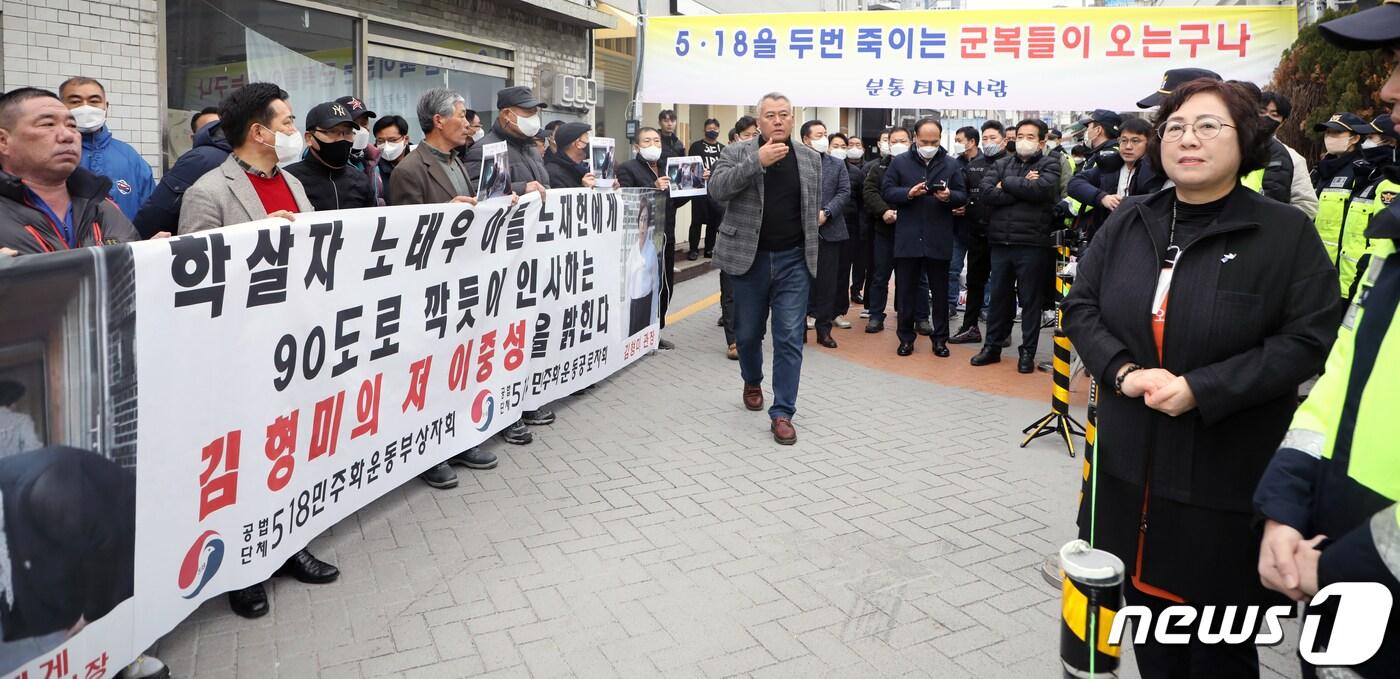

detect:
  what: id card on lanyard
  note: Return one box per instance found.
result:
[1152,245,1182,321]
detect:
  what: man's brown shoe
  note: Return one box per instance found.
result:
[743,384,764,411]
[771,417,797,445]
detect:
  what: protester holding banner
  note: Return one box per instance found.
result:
[284,101,375,211]
[0,88,141,253]
[1063,77,1337,677]
[177,83,313,235]
[617,126,682,351]
[464,86,551,201]
[389,88,478,209]
[544,122,597,189]
[709,92,821,446]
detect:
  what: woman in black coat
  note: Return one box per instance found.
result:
[1063,79,1338,678]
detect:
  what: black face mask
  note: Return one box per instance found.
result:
[1259,116,1281,137]
[315,138,354,168]
[705,130,719,141]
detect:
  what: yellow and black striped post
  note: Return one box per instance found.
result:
[1020,246,1087,456]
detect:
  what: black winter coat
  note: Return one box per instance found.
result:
[979,151,1061,247]
[1063,185,1338,604]
[862,158,894,237]
[545,152,588,189]
[134,120,232,238]
[284,158,375,211]
[1067,161,1167,241]
[881,148,968,260]
[844,159,867,239]
[957,150,996,239]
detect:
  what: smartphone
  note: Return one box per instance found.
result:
[929,179,948,191]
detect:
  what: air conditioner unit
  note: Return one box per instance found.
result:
[549,74,599,110]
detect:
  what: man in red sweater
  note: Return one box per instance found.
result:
[174,84,339,622]
[178,83,313,234]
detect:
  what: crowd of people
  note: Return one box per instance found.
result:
[1,3,1399,675]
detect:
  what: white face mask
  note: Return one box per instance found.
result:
[889,142,910,157]
[917,145,939,160]
[846,147,864,161]
[879,141,890,156]
[810,137,829,153]
[472,127,486,142]
[639,145,662,162]
[352,126,371,151]
[828,147,845,159]
[1363,138,1383,150]
[70,105,106,133]
[951,141,966,156]
[381,140,407,161]
[260,125,305,165]
[514,112,542,138]
[1324,135,1355,155]
[1015,139,1041,158]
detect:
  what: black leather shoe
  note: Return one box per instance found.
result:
[933,341,950,358]
[420,462,458,489]
[970,347,1001,366]
[657,338,675,351]
[851,290,864,304]
[686,250,700,261]
[275,549,340,584]
[865,319,884,333]
[916,321,934,336]
[229,584,269,619]
[501,420,533,445]
[949,326,982,344]
[704,250,713,258]
[523,408,555,426]
[897,342,914,356]
[816,332,838,348]
[449,447,497,470]
[1018,349,1036,374]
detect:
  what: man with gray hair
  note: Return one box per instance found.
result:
[386,87,477,207]
[709,92,822,445]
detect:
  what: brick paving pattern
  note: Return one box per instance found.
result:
[155,271,1300,678]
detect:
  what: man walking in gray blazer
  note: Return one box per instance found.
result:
[709,92,821,445]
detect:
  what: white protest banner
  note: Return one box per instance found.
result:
[0,189,664,679]
[639,7,1298,111]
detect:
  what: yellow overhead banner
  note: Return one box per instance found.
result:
[640,7,1298,109]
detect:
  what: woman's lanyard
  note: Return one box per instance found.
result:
[1152,200,1182,318]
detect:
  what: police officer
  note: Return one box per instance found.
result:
[1313,112,1377,298]
[1254,6,1400,677]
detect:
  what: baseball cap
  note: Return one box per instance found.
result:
[1313,112,1371,133]
[1088,109,1123,130]
[1371,114,1400,139]
[497,86,546,111]
[1320,0,1400,51]
[334,96,375,120]
[306,101,358,131]
[1137,68,1224,109]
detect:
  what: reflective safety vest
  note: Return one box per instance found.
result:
[1315,163,1370,297]
[1338,180,1391,298]
[1241,169,1265,194]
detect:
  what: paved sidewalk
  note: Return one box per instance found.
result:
[155,271,1300,678]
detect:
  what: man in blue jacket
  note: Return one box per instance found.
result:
[133,117,232,238]
[882,118,968,358]
[58,77,153,222]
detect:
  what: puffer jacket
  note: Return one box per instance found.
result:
[133,120,232,238]
[0,168,140,254]
[979,150,1062,247]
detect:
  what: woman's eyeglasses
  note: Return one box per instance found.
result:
[1158,117,1235,143]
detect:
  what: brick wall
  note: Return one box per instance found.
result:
[2,0,163,173]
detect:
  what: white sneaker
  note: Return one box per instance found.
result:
[859,309,871,319]
[834,316,852,329]
[119,655,170,679]
[806,316,816,329]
